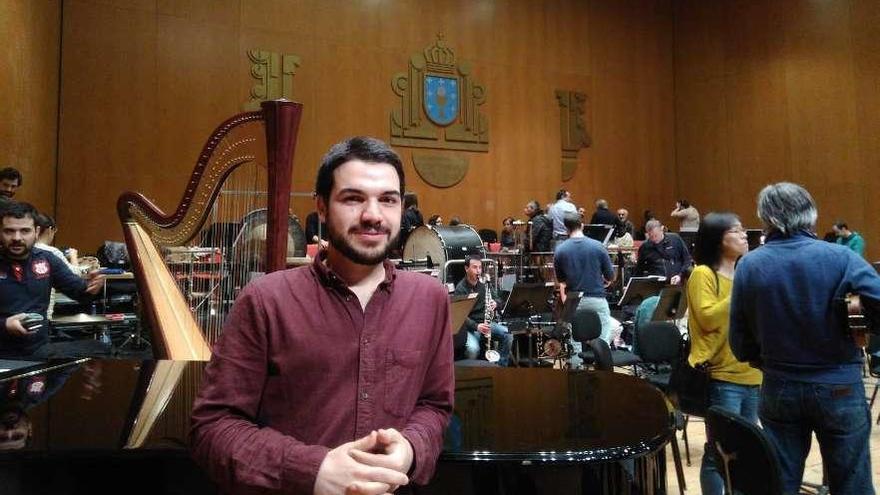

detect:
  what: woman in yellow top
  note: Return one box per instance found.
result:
[686,212,761,495]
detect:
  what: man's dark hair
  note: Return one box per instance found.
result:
[34,212,56,230]
[678,199,690,208]
[833,220,849,230]
[562,212,582,233]
[0,167,22,186]
[314,137,404,201]
[555,189,568,201]
[464,255,482,268]
[693,212,740,269]
[1,202,36,222]
[403,192,419,209]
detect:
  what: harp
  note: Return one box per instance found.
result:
[117,100,304,360]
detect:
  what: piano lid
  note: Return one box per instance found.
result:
[0,360,671,464]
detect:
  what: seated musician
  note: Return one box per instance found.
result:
[0,203,104,360]
[634,219,692,285]
[553,212,615,368]
[453,255,513,366]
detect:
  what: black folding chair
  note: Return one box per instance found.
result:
[706,406,784,495]
[571,308,641,372]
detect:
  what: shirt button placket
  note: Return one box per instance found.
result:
[355,299,374,437]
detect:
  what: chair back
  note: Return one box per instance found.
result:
[478,228,498,243]
[571,308,602,343]
[586,339,613,371]
[637,321,682,364]
[706,406,784,495]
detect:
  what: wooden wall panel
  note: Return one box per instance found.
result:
[0,0,60,214]
[55,0,676,251]
[674,0,880,259]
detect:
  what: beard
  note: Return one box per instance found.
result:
[327,221,399,266]
[3,240,32,260]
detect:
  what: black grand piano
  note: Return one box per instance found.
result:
[0,359,673,494]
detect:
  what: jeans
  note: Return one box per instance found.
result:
[464,323,513,366]
[700,380,760,495]
[569,297,613,369]
[759,375,873,495]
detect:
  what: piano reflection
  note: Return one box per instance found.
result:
[0,360,673,494]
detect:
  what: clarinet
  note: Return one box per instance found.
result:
[483,275,501,363]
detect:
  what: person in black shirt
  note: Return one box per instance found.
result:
[523,200,552,253]
[589,199,617,226]
[399,192,424,250]
[634,219,692,285]
[305,210,328,249]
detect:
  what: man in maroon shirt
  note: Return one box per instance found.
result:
[190,137,454,495]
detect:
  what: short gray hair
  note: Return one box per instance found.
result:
[645,219,662,232]
[596,198,608,209]
[756,182,817,236]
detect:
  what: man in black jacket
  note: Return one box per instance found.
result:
[523,200,552,253]
[634,219,691,285]
[589,199,617,226]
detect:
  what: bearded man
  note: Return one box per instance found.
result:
[190,137,454,495]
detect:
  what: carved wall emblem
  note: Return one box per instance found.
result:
[245,50,300,110]
[555,90,591,181]
[390,34,489,153]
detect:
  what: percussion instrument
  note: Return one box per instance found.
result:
[403,225,485,284]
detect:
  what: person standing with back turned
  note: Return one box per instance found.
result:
[730,182,880,495]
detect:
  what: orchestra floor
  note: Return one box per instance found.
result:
[662,381,880,493]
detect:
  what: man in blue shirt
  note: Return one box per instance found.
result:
[730,182,880,495]
[554,212,615,368]
[0,202,104,359]
[548,189,577,241]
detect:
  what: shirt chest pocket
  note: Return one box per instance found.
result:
[383,348,424,418]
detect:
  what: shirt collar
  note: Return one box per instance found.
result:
[312,251,397,292]
[765,230,816,243]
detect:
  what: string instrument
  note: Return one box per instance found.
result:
[117,100,304,360]
[845,294,869,348]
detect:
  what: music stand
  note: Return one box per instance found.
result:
[651,287,688,321]
[501,283,554,319]
[584,224,615,246]
[449,295,478,336]
[501,283,554,368]
[617,276,668,307]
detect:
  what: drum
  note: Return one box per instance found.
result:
[403,225,485,285]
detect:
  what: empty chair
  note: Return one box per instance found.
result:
[635,321,682,390]
[572,307,641,371]
[706,406,784,495]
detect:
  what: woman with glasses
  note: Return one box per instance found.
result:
[686,212,762,495]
